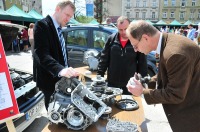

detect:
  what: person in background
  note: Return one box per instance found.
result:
[106,17,112,25]
[194,22,200,45]
[28,23,35,56]
[126,20,200,132]
[12,36,20,53]
[187,24,196,41]
[34,0,79,109]
[97,16,147,95]
[179,28,185,36]
[174,27,180,34]
[164,26,169,33]
[105,17,117,28]
[21,28,29,52]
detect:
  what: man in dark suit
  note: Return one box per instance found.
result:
[126,20,200,131]
[34,0,79,109]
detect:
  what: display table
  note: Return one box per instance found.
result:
[41,66,145,132]
[42,96,145,132]
[75,66,106,84]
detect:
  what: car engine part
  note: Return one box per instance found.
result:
[48,77,107,130]
[116,99,139,111]
[83,49,100,71]
[106,118,138,132]
[89,75,123,105]
[115,95,139,111]
[129,73,151,88]
[100,106,112,119]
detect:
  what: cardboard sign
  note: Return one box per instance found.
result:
[0,35,19,121]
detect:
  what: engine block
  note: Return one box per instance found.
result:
[48,76,124,130]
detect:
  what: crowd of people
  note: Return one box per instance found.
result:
[159,23,200,45]
[12,23,35,55]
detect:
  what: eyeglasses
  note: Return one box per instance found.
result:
[132,37,142,50]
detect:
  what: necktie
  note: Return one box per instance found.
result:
[57,27,68,67]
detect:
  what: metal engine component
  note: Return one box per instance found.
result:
[100,106,112,119]
[90,75,123,105]
[63,105,92,130]
[48,77,107,130]
[83,49,99,71]
[9,68,33,89]
[129,73,151,88]
[116,99,139,111]
[71,83,107,122]
[106,118,138,132]
[116,95,139,111]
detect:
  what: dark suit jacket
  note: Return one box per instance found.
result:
[144,33,200,132]
[33,15,69,91]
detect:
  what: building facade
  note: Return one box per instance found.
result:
[0,0,5,10]
[122,0,160,22]
[102,0,122,22]
[3,0,42,14]
[102,0,160,23]
[159,0,200,24]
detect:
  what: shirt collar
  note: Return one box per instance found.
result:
[156,33,163,55]
[50,15,60,31]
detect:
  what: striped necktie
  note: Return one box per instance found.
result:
[57,26,68,67]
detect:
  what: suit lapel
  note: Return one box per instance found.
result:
[157,33,168,89]
[46,15,61,46]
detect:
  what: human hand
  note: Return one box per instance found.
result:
[59,67,79,78]
[126,77,144,96]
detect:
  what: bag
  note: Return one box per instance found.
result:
[20,40,23,44]
[194,31,198,38]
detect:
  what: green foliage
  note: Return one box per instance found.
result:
[76,15,95,23]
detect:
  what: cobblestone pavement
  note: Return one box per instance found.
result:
[5,50,172,132]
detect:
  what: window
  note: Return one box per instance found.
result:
[192,0,196,6]
[93,31,109,48]
[152,0,156,7]
[127,12,130,18]
[180,12,185,20]
[127,0,131,9]
[164,0,168,6]
[66,30,88,47]
[198,11,200,19]
[181,0,186,7]
[142,12,146,19]
[163,12,167,18]
[190,11,194,19]
[170,12,175,18]
[152,12,155,19]
[143,1,146,7]
[136,12,139,18]
[136,0,140,7]
[171,0,176,6]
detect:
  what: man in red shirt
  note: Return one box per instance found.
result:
[97,16,147,95]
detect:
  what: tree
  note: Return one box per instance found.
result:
[94,0,103,23]
[73,0,85,19]
[76,15,94,23]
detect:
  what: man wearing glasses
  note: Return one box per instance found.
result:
[126,20,200,131]
[97,16,147,95]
